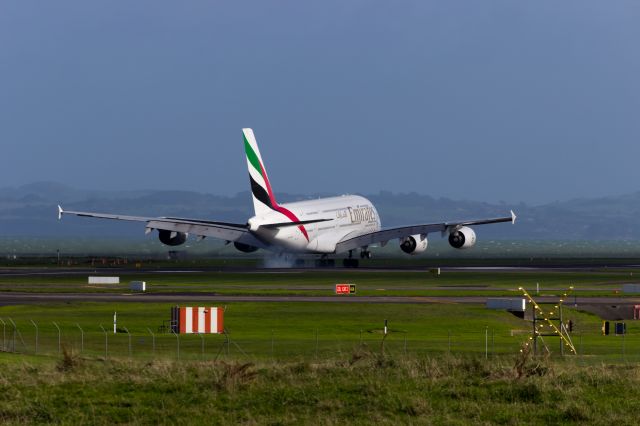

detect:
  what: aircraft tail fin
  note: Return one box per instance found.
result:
[243,128,278,216]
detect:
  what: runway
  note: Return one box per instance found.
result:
[1,264,639,277]
[0,291,638,307]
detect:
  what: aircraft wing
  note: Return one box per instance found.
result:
[57,205,269,249]
[334,210,516,253]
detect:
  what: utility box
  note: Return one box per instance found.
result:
[486,298,526,312]
[615,322,626,335]
[130,281,146,292]
[622,284,640,294]
[170,306,224,334]
[88,276,119,284]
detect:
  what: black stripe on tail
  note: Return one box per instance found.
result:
[250,175,274,210]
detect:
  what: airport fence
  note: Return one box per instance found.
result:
[1,318,640,363]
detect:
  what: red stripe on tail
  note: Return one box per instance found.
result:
[258,162,309,241]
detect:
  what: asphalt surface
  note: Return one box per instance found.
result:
[2,264,640,277]
[0,292,638,307]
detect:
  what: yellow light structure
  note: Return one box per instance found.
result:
[519,286,577,355]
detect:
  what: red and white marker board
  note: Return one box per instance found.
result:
[171,306,224,334]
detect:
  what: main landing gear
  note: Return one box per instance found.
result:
[360,250,372,259]
[315,249,372,268]
[342,249,371,268]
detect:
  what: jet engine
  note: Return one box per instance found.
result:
[448,226,476,249]
[400,234,428,255]
[234,242,259,253]
[158,230,188,246]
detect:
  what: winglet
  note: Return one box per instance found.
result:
[57,205,64,220]
[510,210,517,224]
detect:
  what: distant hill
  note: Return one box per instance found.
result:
[1,181,640,240]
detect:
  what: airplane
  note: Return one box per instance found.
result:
[58,128,516,267]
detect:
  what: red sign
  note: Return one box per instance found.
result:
[335,284,356,294]
[335,284,350,294]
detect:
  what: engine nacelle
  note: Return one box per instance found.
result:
[448,226,476,249]
[400,234,428,255]
[234,242,259,253]
[158,230,188,246]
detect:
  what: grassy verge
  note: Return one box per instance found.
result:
[0,352,638,424]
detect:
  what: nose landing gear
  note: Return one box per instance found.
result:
[315,255,335,268]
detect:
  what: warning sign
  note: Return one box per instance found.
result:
[335,283,356,294]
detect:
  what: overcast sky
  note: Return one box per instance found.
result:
[1,1,638,205]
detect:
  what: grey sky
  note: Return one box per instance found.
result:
[1,1,638,205]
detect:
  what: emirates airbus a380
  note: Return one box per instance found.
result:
[58,128,516,267]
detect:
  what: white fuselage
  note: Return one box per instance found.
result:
[247,195,381,254]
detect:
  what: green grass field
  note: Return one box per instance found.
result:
[0,298,638,425]
[0,301,638,363]
[1,266,639,424]
[0,352,639,424]
[0,268,638,362]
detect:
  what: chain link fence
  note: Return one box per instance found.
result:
[1,318,639,363]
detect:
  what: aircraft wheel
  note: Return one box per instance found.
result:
[315,258,335,268]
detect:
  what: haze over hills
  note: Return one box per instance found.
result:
[1,181,639,240]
